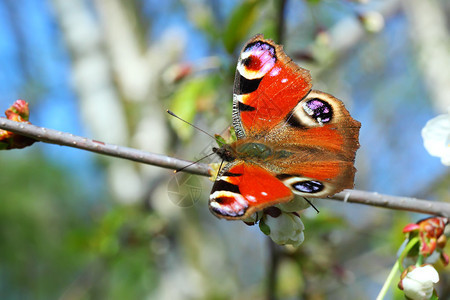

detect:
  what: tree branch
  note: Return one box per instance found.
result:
[0,118,210,177]
[1,117,449,218]
[330,190,450,217]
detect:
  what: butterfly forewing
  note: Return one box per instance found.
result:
[232,34,312,139]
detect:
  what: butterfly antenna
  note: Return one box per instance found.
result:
[174,152,217,173]
[303,197,320,214]
[167,110,217,141]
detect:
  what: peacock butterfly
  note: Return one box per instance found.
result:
[209,34,360,220]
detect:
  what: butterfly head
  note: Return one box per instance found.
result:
[212,144,236,162]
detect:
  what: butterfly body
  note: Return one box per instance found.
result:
[214,140,292,163]
[209,35,360,220]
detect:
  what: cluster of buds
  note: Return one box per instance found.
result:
[397,217,449,300]
[251,196,311,248]
[0,100,36,150]
[402,217,449,264]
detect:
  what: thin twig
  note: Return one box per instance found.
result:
[0,118,210,177]
[1,118,449,217]
[267,238,280,300]
[276,0,287,44]
[330,190,450,217]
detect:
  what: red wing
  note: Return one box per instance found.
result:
[259,90,361,198]
[280,90,361,158]
[232,35,312,139]
[274,160,358,198]
[209,162,293,220]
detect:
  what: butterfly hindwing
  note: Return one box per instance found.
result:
[266,91,361,197]
[259,90,361,197]
[284,90,361,157]
[209,162,293,220]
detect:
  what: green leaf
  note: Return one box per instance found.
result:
[431,290,439,300]
[0,141,8,150]
[169,77,217,141]
[214,126,237,147]
[214,134,226,147]
[185,3,220,39]
[259,219,271,235]
[223,0,262,53]
[228,126,237,142]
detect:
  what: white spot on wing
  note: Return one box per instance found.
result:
[317,117,323,126]
[270,67,281,76]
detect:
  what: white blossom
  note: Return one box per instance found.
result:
[402,265,439,300]
[360,11,385,33]
[265,212,305,247]
[422,110,450,166]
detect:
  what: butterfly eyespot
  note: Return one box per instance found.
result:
[237,41,277,81]
[209,191,248,218]
[292,180,324,194]
[303,99,333,125]
[243,41,276,60]
[277,175,332,197]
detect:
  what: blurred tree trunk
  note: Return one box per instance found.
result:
[51,0,184,204]
[404,0,450,112]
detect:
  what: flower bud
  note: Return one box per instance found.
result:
[399,265,439,300]
[262,211,305,247]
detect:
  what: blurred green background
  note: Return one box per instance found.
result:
[0,0,449,299]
